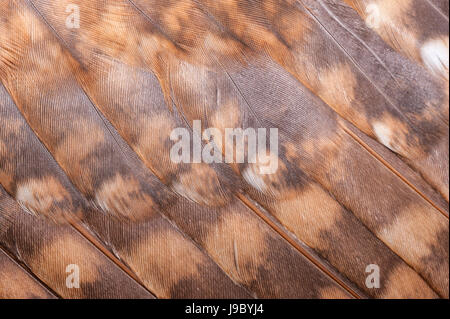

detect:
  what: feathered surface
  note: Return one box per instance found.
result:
[0,0,448,299]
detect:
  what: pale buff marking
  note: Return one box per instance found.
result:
[378,203,448,271]
[15,177,69,216]
[300,131,342,159]
[83,2,138,61]
[243,151,285,196]
[55,124,105,192]
[1,4,65,82]
[211,101,241,135]
[13,6,46,42]
[123,227,203,298]
[204,210,268,284]
[172,164,225,206]
[373,121,395,152]
[38,0,155,68]
[30,232,103,297]
[161,0,195,35]
[297,133,348,188]
[167,61,214,115]
[202,32,244,61]
[0,8,33,76]
[242,166,268,193]
[318,63,356,108]
[269,184,342,250]
[316,64,368,130]
[421,37,449,80]
[358,0,418,61]
[95,174,155,219]
[211,100,242,157]
[380,264,437,298]
[365,3,381,29]
[372,115,412,157]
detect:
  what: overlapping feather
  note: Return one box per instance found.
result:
[0,0,448,298]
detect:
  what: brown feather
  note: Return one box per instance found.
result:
[0,0,448,299]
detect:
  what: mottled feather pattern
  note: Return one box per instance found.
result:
[0,0,448,299]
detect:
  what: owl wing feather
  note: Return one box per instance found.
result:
[0,0,448,299]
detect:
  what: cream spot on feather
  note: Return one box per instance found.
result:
[365,3,381,29]
[421,38,449,80]
[15,178,69,217]
[373,122,395,152]
[16,185,39,216]
[94,174,155,220]
[378,203,448,269]
[380,264,437,298]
